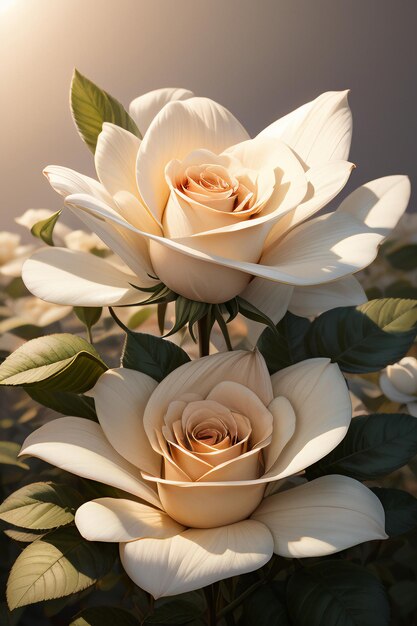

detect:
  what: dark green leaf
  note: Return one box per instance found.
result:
[257,311,310,374]
[26,387,97,420]
[70,69,140,152]
[0,602,23,626]
[237,296,279,338]
[242,582,290,625]
[71,606,139,626]
[387,244,417,271]
[165,297,209,340]
[74,307,103,331]
[0,482,84,529]
[384,280,417,300]
[286,561,390,626]
[372,487,417,536]
[6,526,116,609]
[307,413,417,481]
[145,591,206,624]
[306,298,417,373]
[122,331,190,382]
[30,210,62,246]
[0,333,107,392]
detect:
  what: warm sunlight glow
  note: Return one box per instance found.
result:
[0,0,15,13]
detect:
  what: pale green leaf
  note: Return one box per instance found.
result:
[70,69,140,152]
[6,526,116,609]
[0,482,84,529]
[0,333,107,392]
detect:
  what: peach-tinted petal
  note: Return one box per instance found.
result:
[90,368,161,476]
[136,97,249,222]
[263,397,296,473]
[288,276,367,318]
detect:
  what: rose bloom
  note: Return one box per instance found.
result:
[380,357,417,417]
[0,232,34,281]
[22,88,410,321]
[20,351,386,598]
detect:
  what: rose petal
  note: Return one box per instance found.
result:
[22,248,143,307]
[91,368,161,476]
[129,87,194,135]
[95,123,141,197]
[75,497,184,542]
[19,417,161,508]
[288,276,367,318]
[120,520,273,598]
[258,91,352,167]
[252,475,387,557]
[266,359,351,479]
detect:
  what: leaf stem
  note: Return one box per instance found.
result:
[198,315,211,357]
[204,584,218,625]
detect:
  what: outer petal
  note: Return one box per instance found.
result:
[120,520,273,598]
[91,368,161,476]
[19,417,161,508]
[258,91,352,166]
[252,475,387,557]
[337,175,411,234]
[407,402,417,417]
[22,248,143,307]
[136,97,249,222]
[265,160,354,248]
[66,193,155,280]
[75,498,183,542]
[288,276,367,318]
[43,165,113,205]
[267,359,351,479]
[144,351,273,455]
[95,123,141,197]
[129,87,194,135]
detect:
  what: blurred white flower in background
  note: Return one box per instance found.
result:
[380,357,417,417]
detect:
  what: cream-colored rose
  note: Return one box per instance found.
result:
[20,350,386,598]
[5,296,72,327]
[380,357,417,417]
[22,88,409,321]
[0,232,34,279]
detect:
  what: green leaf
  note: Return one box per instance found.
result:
[70,69,140,152]
[144,591,206,624]
[6,526,116,610]
[122,331,190,382]
[26,388,97,420]
[372,487,417,536]
[127,307,153,329]
[165,297,209,340]
[0,442,29,469]
[306,413,417,481]
[0,482,84,529]
[286,561,390,626]
[71,606,139,626]
[306,298,417,373]
[74,307,103,331]
[387,244,417,271]
[30,210,62,246]
[0,333,107,392]
[257,311,310,374]
[237,296,279,338]
[242,582,290,625]
[0,602,23,626]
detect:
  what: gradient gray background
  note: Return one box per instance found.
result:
[1,0,416,235]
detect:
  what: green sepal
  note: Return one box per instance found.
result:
[30,210,62,246]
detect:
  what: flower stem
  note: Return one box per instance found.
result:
[198,315,211,357]
[204,584,218,625]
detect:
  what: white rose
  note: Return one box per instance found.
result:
[20,350,386,598]
[380,357,417,417]
[22,88,409,320]
[0,231,34,279]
